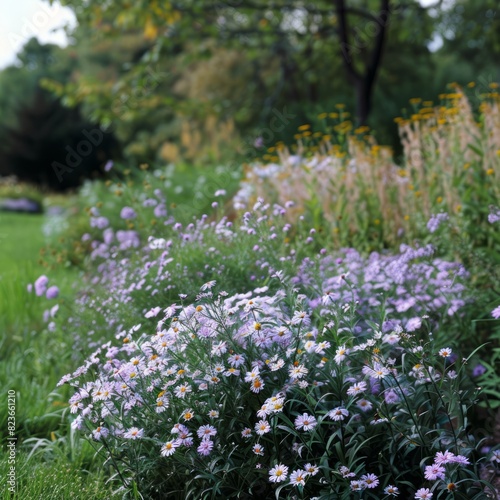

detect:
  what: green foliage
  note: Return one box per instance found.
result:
[0,1,492,165]
[0,449,119,500]
[45,0,445,160]
[437,0,500,74]
[0,38,77,132]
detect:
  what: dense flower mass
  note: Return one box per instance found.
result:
[57,257,496,497]
[9,74,498,500]
[66,197,471,361]
[41,129,499,498]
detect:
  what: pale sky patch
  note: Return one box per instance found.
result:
[0,0,76,69]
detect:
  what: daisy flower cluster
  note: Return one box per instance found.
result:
[419,451,471,495]
[58,270,498,498]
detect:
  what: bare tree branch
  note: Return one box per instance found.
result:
[335,0,360,83]
[365,0,391,87]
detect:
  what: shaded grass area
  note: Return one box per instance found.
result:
[0,210,116,498]
[0,450,120,500]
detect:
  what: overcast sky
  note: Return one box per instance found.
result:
[0,0,76,69]
[0,0,447,70]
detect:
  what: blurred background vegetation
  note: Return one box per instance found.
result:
[0,3,498,497]
[0,0,498,190]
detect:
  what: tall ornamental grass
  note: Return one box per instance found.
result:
[235,88,499,252]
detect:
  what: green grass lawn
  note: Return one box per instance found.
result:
[0,212,48,336]
[0,210,118,499]
[0,212,45,269]
[0,209,79,340]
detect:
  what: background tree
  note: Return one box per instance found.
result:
[335,0,390,125]
[47,0,438,158]
[0,1,495,174]
[434,0,500,91]
[0,38,117,190]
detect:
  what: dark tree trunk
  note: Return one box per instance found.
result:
[335,0,391,125]
[355,80,372,127]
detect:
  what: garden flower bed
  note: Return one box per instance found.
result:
[28,88,499,498]
[36,192,498,498]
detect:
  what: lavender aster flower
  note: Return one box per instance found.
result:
[472,363,487,377]
[492,305,500,319]
[384,389,400,404]
[427,213,449,233]
[116,230,140,249]
[90,216,109,229]
[197,438,214,456]
[406,317,422,332]
[488,206,500,224]
[34,275,49,296]
[46,286,59,299]
[254,136,264,148]
[154,203,167,218]
[120,207,137,220]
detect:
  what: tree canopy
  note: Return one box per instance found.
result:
[0,0,497,177]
